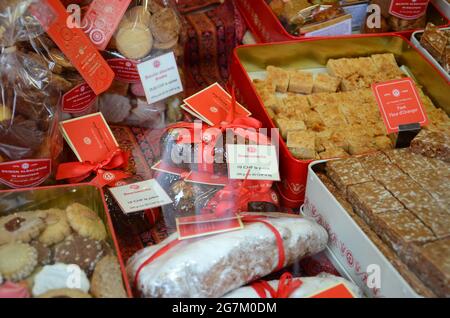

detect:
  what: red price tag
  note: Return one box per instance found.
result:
[372,78,428,134]
[389,0,429,20]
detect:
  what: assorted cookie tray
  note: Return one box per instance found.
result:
[0,184,131,298]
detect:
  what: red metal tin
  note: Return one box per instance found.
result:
[236,0,449,43]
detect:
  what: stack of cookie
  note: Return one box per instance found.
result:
[99,2,184,127]
[0,203,128,298]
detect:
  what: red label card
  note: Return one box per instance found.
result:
[183,83,251,126]
[82,0,131,51]
[309,283,355,298]
[389,0,429,19]
[0,159,51,188]
[31,0,114,95]
[60,113,119,163]
[107,59,141,83]
[176,214,244,240]
[62,83,97,113]
[372,78,428,134]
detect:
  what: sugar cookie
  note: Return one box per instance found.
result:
[0,212,47,245]
[39,209,71,246]
[90,255,127,298]
[0,242,38,281]
[116,22,153,60]
[66,203,107,241]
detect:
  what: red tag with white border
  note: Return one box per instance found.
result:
[60,112,119,162]
[31,0,114,95]
[82,0,132,51]
[176,213,244,240]
[107,58,141,83]
[372,78,428,134]
[309,283,356,298]
[0,159,51,188]
[183,83,252,126]
[62,83,97,113]
[389,0,429,20]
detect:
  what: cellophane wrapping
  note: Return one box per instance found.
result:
[127,215,328,298]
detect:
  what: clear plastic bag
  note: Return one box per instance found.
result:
[363,0,429,33]
[0,0,63,188]
[98,0,185,128]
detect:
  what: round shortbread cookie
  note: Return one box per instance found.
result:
[90,255,127,298]
[116,22,153,60]
[66,203,107,241]
[149,8,180,43]
[38,209,71,246]
[0,212,47,245]
[0,242,38,281]
[37,288,92,298]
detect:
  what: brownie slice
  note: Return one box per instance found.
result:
[326,158,373,195]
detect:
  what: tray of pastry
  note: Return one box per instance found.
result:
[230,34,450,207]
[303,130,450,297]
[0,184,131,298]
[411,23,450,82]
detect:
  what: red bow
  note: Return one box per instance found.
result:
[251,273,303,298]
[164,89,270,174]
[56,148,130,187]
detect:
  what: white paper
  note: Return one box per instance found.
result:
[226,144,280,181]
[110,179,172,213]
[137,52,183,104]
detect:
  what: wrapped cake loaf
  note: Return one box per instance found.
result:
[127,215,328,298]
[223,273,363,298]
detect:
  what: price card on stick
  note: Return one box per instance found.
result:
[372,78,428,134]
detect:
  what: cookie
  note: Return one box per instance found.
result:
[66,203,107,241]
[38,209,71,246]
[37,288,92,298]
[153,36,179,50]
[0,281,30,298]
[24,266,42,291]
[0,212,47,245]
[116,22,153,60]
[30,241,52,265]
[32,263,90,296]
[99,94,132,124]
[149,8,180,43]
[54,234,105,275]
[90,255,127,298]
[0,242,37,281]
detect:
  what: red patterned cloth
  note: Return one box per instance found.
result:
[181,0,247,95]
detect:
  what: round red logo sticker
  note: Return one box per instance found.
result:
[153,60,161,68]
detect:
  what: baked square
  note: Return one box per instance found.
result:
[287,130,316,159]
[288,70,314,94]
[312,73,341,93]
[266,66,290,93]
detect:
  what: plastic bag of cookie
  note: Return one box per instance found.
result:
[0,0,65,189]
[363,0,430,33]
[97,0,185,128]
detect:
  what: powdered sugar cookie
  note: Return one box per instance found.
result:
[32,263,90,296]
[37,288,92,298]
[99,94,131,124]
[38,209,71,246]
[66,203,107,241]
[54,234,105,275]
[0,242,37,281]
[0,212,47,245]
[90,255,127,298]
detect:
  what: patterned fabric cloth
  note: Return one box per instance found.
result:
[181,0,247,95]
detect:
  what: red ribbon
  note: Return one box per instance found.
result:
[133,214,286,291]
[251,273,303,298]
[56,148,130,187]
[164,89,270,174]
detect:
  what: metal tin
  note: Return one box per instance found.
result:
[302,161,421,298]
[236,0,449,43]
[432,0,450,19]
[411,27,450,82]
[230,34,450,207]
[0,183,133,298]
